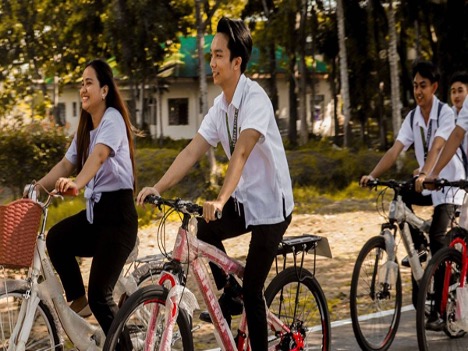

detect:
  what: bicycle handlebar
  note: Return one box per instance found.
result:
[144,195,222,219]
[366,178,468,192]
[428,178,468,190]
[365,179,412,190]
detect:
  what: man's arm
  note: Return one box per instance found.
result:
[136,133,211,205]
[360,141,405,186]
[203,128,261,221]
[428,125,466,178]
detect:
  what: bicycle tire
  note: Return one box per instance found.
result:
[0,289,61,351]
[104,285,193,351]
[349,236,402,351]
[416,247,467,351]
[264,266,331,351]
[117,267,162,307]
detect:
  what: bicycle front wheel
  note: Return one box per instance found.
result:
[0,289,61,350]
[264,266,331,351]
[349,236,402,351]
[416,247,467,351]
[104,285,193,351]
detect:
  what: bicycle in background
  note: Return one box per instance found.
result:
[350,179,433,351]
[0,184,165,350]
[104,195,332,350]
[416,178,468,351]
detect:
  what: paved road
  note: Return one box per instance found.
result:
[331,306,468,350]
[331,306,417,350]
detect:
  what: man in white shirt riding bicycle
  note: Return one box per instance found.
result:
[137,17,294,351]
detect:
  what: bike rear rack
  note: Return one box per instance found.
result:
[274,234,332,277]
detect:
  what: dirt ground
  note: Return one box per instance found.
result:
[77,205,433,349]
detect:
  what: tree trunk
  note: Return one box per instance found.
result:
[336,0,351,147]
[196,0,218,186]
[298,0,308,145]
[387,0,402,138]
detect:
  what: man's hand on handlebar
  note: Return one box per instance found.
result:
[203,200,223,223]
[360,175,375,187]
[136,186,160,207]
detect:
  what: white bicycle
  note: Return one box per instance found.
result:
[0,185,165,350]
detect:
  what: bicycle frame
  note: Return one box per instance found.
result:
[381,193,432,284]
[152,216,293,351]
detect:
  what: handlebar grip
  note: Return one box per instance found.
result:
[144,194,160,205]
[61,188,79,197]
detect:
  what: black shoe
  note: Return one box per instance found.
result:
[401,249,427,268]
[199,293,243,325]
[425,315,446,331]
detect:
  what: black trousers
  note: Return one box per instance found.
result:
[46,189,138,334]
[197,197,292,351]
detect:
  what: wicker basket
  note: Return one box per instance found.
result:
[0,199,43,269]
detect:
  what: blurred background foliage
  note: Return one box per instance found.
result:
[0,126,417,227]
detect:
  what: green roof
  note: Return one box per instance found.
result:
[161,35,328,78]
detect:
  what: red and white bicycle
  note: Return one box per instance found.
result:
[104,195,332,350]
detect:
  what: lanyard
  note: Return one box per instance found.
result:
[419,120,433,161]
[225,108,239,155]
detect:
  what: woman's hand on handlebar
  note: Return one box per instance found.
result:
[203,200,223,223]
[136,186,160,207]
[55,177,78,196]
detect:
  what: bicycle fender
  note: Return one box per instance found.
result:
[0,279,28,295]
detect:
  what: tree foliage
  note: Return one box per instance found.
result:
[0,122,70,197]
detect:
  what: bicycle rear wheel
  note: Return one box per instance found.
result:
[264,266,331,351]
[0,289,61,350]
[349,236,402,351]
[104,285,193,350]
[416,247,467,351]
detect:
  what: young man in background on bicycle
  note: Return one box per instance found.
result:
[137,17,294,351]
[429,72,468,173]
[360,61,466,318]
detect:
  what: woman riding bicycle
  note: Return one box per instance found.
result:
[26,59,138,335]
[137,17,294,351]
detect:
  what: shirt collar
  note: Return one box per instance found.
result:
[221,74,246,112]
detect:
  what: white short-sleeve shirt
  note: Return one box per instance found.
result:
[455,96,468,132]
[198,74,294,226]
[397,96,465,206]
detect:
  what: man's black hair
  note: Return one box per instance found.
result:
[412,60,440,84]
[449,71,468,86]
[217,17,252,73]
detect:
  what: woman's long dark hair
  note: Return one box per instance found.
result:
[75,59,137,191]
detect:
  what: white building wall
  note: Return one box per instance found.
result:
[58,75,331,140]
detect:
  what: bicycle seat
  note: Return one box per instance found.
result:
[278,234,332,258]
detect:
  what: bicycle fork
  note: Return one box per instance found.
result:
[7,290,41,351]
[378,227,399,290]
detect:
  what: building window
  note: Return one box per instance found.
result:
[73,102,77,117]
[168,98,188,125]
[55,103,66,126]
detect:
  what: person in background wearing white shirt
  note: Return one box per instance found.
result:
[360,61,465,326]
[137,17,294,351]
[449,72,468,168]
